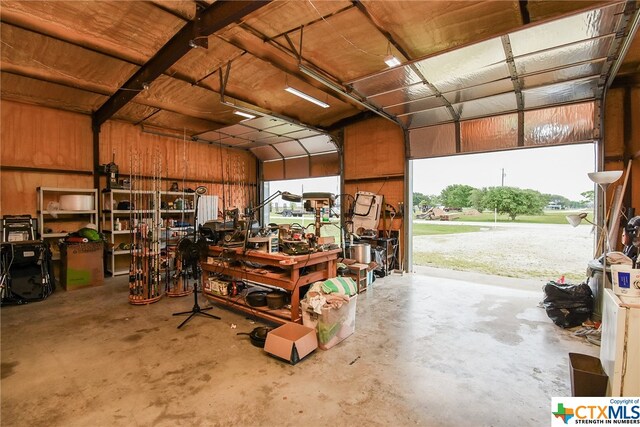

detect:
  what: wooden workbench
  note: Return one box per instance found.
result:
[201,246,340,324]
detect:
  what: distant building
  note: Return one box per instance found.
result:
[546,202,563,210]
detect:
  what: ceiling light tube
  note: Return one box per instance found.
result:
[299,64,401,126]
[234,110,256,120]
[220,98,327,135]
[384,55,401,68]
[285,86,330,108]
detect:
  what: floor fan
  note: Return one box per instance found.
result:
[172,186,220,328]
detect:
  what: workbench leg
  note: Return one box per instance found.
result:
[290,286,300,321]
[327,258,337,278]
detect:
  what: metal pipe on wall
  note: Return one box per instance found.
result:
[595,4,640,238]
[404,157,413,273]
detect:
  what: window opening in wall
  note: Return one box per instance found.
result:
[265,176,341,241]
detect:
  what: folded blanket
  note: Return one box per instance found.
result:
[321,277,357,296]
[607,251,633,265]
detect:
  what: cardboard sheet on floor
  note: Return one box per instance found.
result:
[263,323,317,365]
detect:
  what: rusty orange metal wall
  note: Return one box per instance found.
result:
[343,117,405,261]
[1,100,93,171]
[310,152,340,177]
[343,117,405,211]
[99,121,257,210]
[604,86,640,227]
[1,100,93,215]
[261,152,340,181]
[100,122,255,176]
[344,118,404,180]
[1,101,258,216]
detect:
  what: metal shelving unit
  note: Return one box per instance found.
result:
[37,187,99,261]
[101,189,195,276]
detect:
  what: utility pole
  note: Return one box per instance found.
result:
[501,168,506,186]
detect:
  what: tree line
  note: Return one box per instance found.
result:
[414,185,594,220]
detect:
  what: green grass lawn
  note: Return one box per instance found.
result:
[269,212,590,282]
[268,216,342,241]
[413,223,484,236]
[411,211,590,281]
[269,215,485,237]
[412,251,585,282]
[416,210,593,225]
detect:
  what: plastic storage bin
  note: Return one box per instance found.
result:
[302,295,357,350]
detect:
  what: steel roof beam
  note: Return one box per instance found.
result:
[231,23,348,103]
[93,0,270,127]
[351,0,412,61]
[350,0,458,122]
[267,4,355,41]
[518,0,531,25]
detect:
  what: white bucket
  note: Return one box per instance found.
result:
[59,195,94,211]
[610,264,640,297]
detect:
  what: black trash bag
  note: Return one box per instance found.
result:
[543,281,593,328]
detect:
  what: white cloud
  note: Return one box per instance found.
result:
[412,143,596,200]
[265,143,596,204]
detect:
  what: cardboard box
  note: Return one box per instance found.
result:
[302,294,357,350]
[60,242,104,290]
[263,322,318,365]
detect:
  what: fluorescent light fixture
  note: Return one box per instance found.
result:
[285,86,329,108]
[298,64,401,126]
[233,110,256,120]
[384,55,401,68]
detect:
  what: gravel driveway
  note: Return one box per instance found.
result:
[412,221,596,281]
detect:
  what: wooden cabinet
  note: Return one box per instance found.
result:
[201,246,340,324]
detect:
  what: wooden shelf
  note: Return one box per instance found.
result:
[40,210,98,215]
[104,230,131,235]
[161,210,195,214]
[42,232,67,238]
[201,262,327,289]
[38,187,97,193]
[203,291,297,324]
[202,246,340,323]
[103,209,155,214]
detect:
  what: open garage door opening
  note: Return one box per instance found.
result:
[411,143,598,283]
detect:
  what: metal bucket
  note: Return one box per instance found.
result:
[348,243,371,264]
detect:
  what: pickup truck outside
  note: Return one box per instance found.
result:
[276,209,339,218]
[278,208,305,217]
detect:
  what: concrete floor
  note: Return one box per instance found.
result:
[1,269,597,426]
